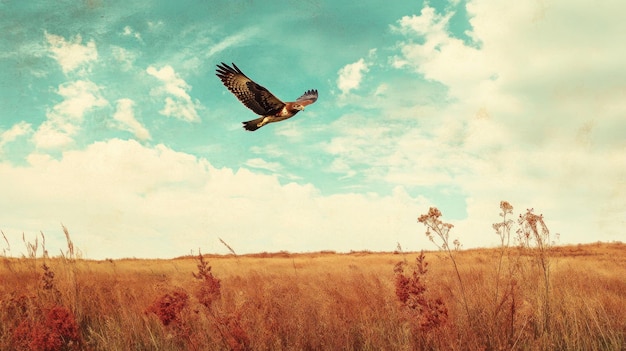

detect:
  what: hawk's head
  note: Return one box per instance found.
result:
[289,103,305,113]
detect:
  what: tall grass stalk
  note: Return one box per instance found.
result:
[518,208,553,334]
[219,237,238,257]
[1,230,10,257]
[418,207,471,326]
[492,201,514,315]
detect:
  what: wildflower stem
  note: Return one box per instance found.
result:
[493,201,513,315]
[418,208,472,326]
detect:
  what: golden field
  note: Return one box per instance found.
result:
[1,242,625,350]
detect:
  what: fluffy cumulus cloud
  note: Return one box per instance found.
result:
[33,80,108,149]
[0,139,430,259]
[147,65,202,122]
[45,32,98,74]
[391,6,493,105]
[393,0,626,143]
[393,0,626,243]
[337,58,370,95]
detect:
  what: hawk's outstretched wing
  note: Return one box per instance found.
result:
[295,89,318,107]
[215,63,285,116]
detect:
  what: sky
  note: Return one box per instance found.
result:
[1,0,624,259]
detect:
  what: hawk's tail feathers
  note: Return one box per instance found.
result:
[242,117,264,131]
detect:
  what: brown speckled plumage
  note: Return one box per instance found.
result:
[216,63,318,131]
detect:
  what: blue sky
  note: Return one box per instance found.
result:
[1,0,624,259]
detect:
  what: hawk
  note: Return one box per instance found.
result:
[216,62,318,131]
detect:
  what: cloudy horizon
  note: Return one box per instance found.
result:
[1,0,624,259]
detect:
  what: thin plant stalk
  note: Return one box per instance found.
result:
[418,207,471,326]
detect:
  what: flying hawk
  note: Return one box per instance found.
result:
[216,62,318,131]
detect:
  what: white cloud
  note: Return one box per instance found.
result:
[147,65,202,122]
[244,157,303,181]
[244,158,282,173]
[274,123,303,138]
[391,5,495,106]
[322,112,404,182]
[112,98,151,141]
[160,97,201,123]
[206,29,254,58]
[403,0,626,245]
[0,139,431,259]
[393,6,452,37]
[390,0,626,148]
[147,65,189,98]
[122,26,142,41]
[45,32,98,74]
[111,46,137,71]
[0,122,33,158]
[249,145,286,158]
[1,122,33,148]
[33,80,108,149]
[393,1,626,143]
[337,58,369,95]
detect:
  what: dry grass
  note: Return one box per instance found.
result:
[1,241,625,350]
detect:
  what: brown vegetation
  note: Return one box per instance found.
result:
[1,208,625,350]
